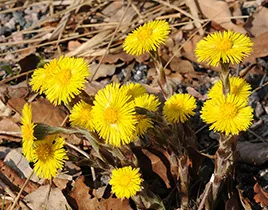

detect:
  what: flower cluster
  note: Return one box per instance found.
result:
[195,31,254,135]
[21,103,68,179]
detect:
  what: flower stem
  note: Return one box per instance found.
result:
[220,62,230,96]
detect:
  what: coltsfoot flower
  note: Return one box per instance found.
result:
[32,135,68,179]
[201,94,253,135]
[195,30,253,67]
[92,83,137,147]
[21,103,36,162]
[122,83,147,100]
[30,56,90,105]
[123,20,171,56]
[133,94,160,136]
[109,166,142,199]
[208,76,251,100]
[69,100,94,131]
[163,93,197,123]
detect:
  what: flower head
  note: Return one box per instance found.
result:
[163,93,197,123]
[109,166,142,199]
[201,94,253,135]
[21,103,36,162]
[69,100,94,131]
[32,135,68,179]
[133,94,160,136]
[92,83,137,147]
[122,83,147,100]
[208,76,251,100]
[123,20,171,56]
[195,30,253,67]
[30,56,90,105]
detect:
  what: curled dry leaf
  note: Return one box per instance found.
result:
[246,7,268,37]
[196,0,246,33]
[254,183,268,207]
[237,142,268,165]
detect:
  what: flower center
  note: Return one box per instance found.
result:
[104,107,119,124]
[219,102,238,119]
[216,38,233,52]
[35,143,53,162]
[58,69,72,85]
[138,28,153,40]
[120,175,131,186]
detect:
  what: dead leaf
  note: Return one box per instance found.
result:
[246,7,268,37]
[101,51,134,64]
[237,141,268,165]
[66,30,112,57]
[68,40,81,52]
[244,32,268,63]
[0,100,12,117]
[70,176,92,210]
[186,87,204,100]
[98,197,132,210]
[142,149,171,188]
[237,188,253,210]
[89,63,116,80]
[254,183,268,207]
[0,118,20,133]
[24,185,72,210]
[170,59,195,74]
[197,0,246,33]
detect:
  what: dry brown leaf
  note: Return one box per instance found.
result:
[0,100,12,117]
[24,185,72,210]
[254,183,268,207]
[237,188,253,210]
[89,63,116,80]
[101,52,134,64]
[244,32,268,63]
[247,7,268,37]
[170,59,195,73]
[142,149,171,188]
[7,81,28,99]
[67,40,82,52]
[98,197,132,210]
[0,118,20,133]
[237,141,268,165]
[84,81,107,96]
[0,159,39,194]
[196,0,246,33]
[66,30,112,57]
[70,176,92,210]
[102,0,123,16]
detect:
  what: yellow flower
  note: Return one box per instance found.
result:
[69,100,94,131]
[201,94,253,135]
[30,56,90,105]
[122,83,147,100]
[195,30,253,67]
[123,20,171,56]
[133,94,160,136]
[92,83,137,147]
[21,103,36,162]
[32,135,68,180]
[208,76,251,100]
[163,93,197,123]
[110,166,142,199]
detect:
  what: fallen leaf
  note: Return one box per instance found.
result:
[101,51,134,64]
[170,59,195,74]
[197,0,246,33]
[237,141,268,165]
[89,63,116,80]
[24,185,72,210]
[142,149,172,188]
[0,100,12,117]
[244,32,268,63]
[254,183,268,207]
[68,40,81,52]
[246,7,268,37]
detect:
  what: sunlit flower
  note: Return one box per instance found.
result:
[195,30,253,67]
[133,94,160,136]
[21,103,36,162]
[163,93,196,123]
[110,166,142,199]
[69,100,94,131]
[123,20,171,56]
[208,76,251,100]
[201,94,253,135]
[30,56,90,105]
[122,83,147,101]
[92,83,137,147]
[32,135,68,180]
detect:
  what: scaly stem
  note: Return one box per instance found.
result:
[178,154,189,210]
[220,62,230,96]
[150,51,172,99]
